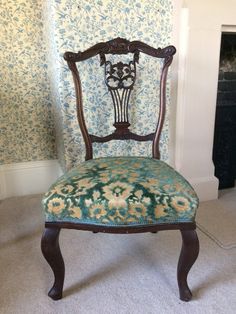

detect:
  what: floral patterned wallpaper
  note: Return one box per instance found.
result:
[0,0,173,167]
[0,0,56,164]
[44,0,173,170]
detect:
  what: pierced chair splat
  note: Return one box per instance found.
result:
[41,37,199,302]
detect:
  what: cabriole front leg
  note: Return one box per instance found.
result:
[41,227,65,300]
[177,229,199,301]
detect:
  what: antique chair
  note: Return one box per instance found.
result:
[41,38,199,302]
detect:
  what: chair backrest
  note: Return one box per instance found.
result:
[64,37,176,161]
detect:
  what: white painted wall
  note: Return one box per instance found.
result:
[173,0,236,201]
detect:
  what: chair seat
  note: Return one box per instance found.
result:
[43,157,199,226]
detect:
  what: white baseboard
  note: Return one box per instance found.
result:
[189,176,219,202]
[0,160,63,200]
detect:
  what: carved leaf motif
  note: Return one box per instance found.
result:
[105,60,136,90]
[102,53,138,126]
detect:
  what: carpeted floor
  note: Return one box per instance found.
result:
[197,187,236,249]
[0,191,236,314]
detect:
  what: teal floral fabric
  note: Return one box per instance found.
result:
[43,157,199,226]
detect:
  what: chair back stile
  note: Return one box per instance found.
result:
[64,37,176,161]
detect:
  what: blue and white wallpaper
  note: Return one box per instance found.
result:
[0,0,56,164]
[44,0,173,170]
[0,0,173,167]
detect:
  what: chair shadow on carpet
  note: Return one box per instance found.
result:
[63,254,133,298]
[63,235,185,299]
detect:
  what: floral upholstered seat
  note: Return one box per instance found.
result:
[43,157,198,226]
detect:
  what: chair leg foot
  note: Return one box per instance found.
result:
[177,229,199,302]
[41,227,65,300]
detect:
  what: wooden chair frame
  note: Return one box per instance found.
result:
[41,38,199,302]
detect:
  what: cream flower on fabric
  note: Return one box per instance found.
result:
[111,168,127,176]
[108,198,127,209]
[75,178,96,196]
[108,208,127,222]
[154,204,168,218]
[50,183,74,196]
[93,190,101,200]
[103,181,133,199]
[171,196,190,212]
[134,190,143,199]
[140,178,160,193]
[103,181,133,208]
[128,203,147,218]
[47,197,65,214]
[71,206,82,219]
[100,172,110,184]
[89,204,107,220]
[98,162,109,168]
[128,172,139,183]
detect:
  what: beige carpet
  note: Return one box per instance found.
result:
[0,193,236,314]
[197,187,236,249]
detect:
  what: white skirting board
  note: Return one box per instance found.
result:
[0,160,63,200]
[189,176,219,202]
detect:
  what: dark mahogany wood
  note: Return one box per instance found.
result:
[41,38,200,302]
[90,132,155,143]
[63,37,176,62]
[177,230,199,301]
[66,61,93,160]
[41,228,65,300]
